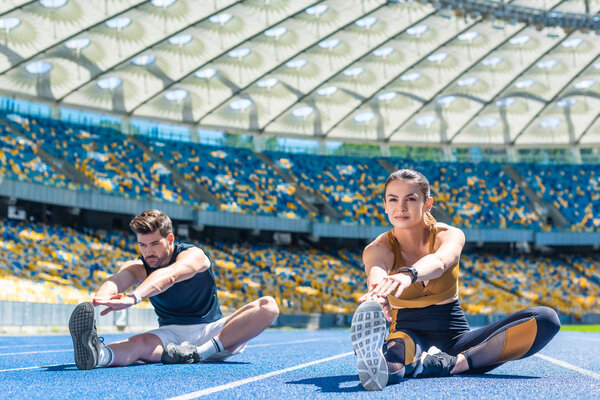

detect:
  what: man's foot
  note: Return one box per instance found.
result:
[413,346,457,378]
[351,301,389,391]
[161,343,202,364]
[69,302,101,370]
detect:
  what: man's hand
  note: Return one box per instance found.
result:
[93,293,136,316]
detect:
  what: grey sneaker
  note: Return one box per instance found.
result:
[161,343,202,364]
[351,301,389,391]
[69,302,101,370]
[413,346,457,378]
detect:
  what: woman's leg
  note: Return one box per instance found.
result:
[449,306,560,374]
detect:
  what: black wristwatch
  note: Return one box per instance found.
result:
[397,267,418,283]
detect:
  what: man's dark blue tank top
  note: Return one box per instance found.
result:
[140,242,222,326]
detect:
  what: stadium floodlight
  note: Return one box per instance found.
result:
[25,61,52,74]
[496,97,515,107]
[406,25,428,37]
[318,38,340,50]
[229,98,252,111]
[354,111,375,123]
[292,106,314,118]
[556,98,576,107]
[305,5,328,17]
[377,91,397,102]
[515,79,536,89]
[257,78,278,89]
[343,67,364,78]
[106,17,131,30]
[228,48,250,59]
[401,72,421,82]
[458,77,478,87]
[458,31,479,42]
[373,46,394,58]
[285,59,307,69]
[97,77,122,90]
[415,115,437,127]
[40,0,67,8]
[477,117,498,128]
[355,17,378,29]
[165,89,188,101]
[132,54,155,66]
[264,27,287,39]
[168,34,192,46]
[151,0,176,7]
[573,79,594,90]
[0,17,21,30]
[317,86,338,96]
[194,68,217,79]
[540,117,561,129]
[209,13,232,25]
[65,38,90,50]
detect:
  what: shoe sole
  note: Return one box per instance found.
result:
[69,302,98,370]
[351,301,389,391]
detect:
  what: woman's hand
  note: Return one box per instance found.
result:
[371,273,413,299]
[358,284,392,322]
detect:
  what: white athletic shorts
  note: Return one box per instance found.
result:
[147,316,247,361]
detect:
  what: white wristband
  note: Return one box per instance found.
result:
[131,290,142,305]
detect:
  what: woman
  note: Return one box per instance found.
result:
[351,169,560,391]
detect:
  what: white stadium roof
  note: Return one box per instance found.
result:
[0,0,599,147]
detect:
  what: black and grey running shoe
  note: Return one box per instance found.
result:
[414,346,457,378]
[161,343,202,364]
[351,301,389,391]
[69,302,101,370]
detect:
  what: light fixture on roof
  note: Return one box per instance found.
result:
[515,79,535,89]
[377,91,397,102]
[25,61,52,75]
[562,38,583,49]
[106,17,131,30]
[428,53,447,63]
[401,72,421,82]
[228,48,250,59]
[436,96,456,107]
[482,56,502,67]
[556,98,576,108]
[209,13,232,25]
[373,46,394,58]
[257,78,278,89]
[40,0,67,8]
[477,117,498,128]
[458,77,478,87]
[343,67,364,78]
[407,25,428,37]
[495,97,515,107]
[540,117,561,129]
[0,17,20,31]
[509,35,530,46]
[165,89,188,102]
[573,79,594,90]
[537,59,558,69]
[265,27,287,39]
[132,54,155,66]
[195,67,217,79]
[318,38,340,50]
[354,111,375,123]
[169,34,192,46]
[458,31,479,42]
[151,0,176,7]
[415,115,436,127]
[317,86,338,97]
[97,77,122,90]
[65,38,90,50]
[229,98,252,111]
[292,106,314,119]
[594,62,600,70]
[355,17,377,29]
[305,5,328,17]
[286,59,307,69]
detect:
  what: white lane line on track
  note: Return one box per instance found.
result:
[0,364,67,373]
[0,349,70,357]
[0,344,64,349]
[535,353,600,380]
[166,351,354,400]
[0,338,341,371]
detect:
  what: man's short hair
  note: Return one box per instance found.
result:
[129,209,173,238]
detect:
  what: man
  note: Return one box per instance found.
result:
[69,209,279,369]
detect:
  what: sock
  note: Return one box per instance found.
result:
[97,345,114,367]
[196,337,225,360]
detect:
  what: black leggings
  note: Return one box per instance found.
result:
[384,301,560,379]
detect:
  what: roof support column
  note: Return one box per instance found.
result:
[570,147,582,164]
[442,145,453,161]
[120,116,131,135]
[380,143,390,157]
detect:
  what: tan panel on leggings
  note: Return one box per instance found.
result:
[387,330,415,365]
[495,318,537,363]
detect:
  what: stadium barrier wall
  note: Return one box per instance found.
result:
[0,302,592,333]
[2,179,600,244]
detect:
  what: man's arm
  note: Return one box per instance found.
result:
[94,259,146,300]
